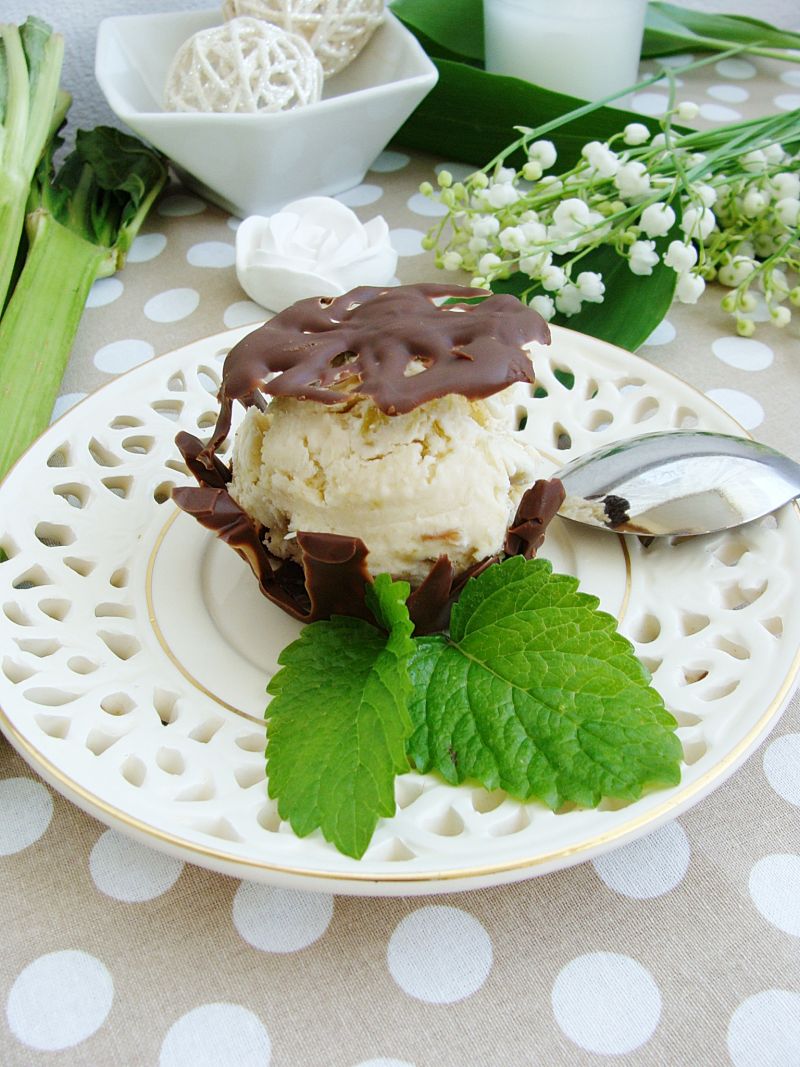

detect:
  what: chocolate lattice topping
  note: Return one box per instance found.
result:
[202,283,549,457]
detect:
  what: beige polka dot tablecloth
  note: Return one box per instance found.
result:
[2,45,800,1067]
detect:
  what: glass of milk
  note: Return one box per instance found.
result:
[483,0,648,101]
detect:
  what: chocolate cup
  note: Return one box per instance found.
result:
[173,430,565,635]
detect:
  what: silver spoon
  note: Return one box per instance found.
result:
[556,430,800,537]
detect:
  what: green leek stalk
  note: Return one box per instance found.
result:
[0,126,168,480]
[0,213,107,473]
[0,18,67,310]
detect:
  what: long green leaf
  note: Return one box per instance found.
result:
[393,58,659,170]
[391,0,483,60]
[642,2,800,57]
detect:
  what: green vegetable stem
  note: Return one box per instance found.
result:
[0,17,68,312]
[0,126,167,480]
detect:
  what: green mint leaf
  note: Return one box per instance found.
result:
[265,574,414,859]
[407,557,681,809]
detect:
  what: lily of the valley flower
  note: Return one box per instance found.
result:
[422,87,799,335]
[235,196,397,312]
[629,239,660,276]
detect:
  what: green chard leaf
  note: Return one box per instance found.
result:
[407,557,681,810]
[42,126,168,255]
[265,574,415,859]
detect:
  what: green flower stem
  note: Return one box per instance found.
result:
[673,31,800,65]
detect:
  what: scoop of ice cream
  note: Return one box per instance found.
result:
[229,386,539,584]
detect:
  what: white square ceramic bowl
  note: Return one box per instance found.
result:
[95,9,437,217]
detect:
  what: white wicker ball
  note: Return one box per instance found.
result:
[164,17,323,114]
[221,0,385,77]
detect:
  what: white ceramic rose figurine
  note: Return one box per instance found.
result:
[235,196,398,311]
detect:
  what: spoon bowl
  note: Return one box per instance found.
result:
[556,430,800,537]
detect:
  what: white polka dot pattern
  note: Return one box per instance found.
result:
[641,319,676,346]
[223,300,267,327]
[707,84,749,103]
[748,854,800,936]
[187,242,236,268]
[727,989,800,1067]
[0,777,53,854]
[704,387,764,430]
[715,58,756,79]
[699,102,742,121]
[86,277,124,309]
[552,953,661,1054]
[657,53,694,68]
[6,951,114,1051]
[763,734,800,807]
[127,233,168,263]
[336,183,384,207]
[159,1003,271,1067]
[144,288,200,323]
[592,822,690,899]
[51,392,87,421]
[369,150,410,172]
[631,92,669,115]
[90,830,184,902]
[93,338,154,374]
[406,192,448,217]
[712,336,774,371]
[232,884,334,952]
[434,162,475,182]
[158,194,207,217]
[388,228,427,256]
[387,906,492,1004]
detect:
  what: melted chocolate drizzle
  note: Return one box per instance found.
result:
[197,283,549,467]
[172,282,564,634]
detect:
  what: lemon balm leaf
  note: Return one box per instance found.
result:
[267,560,681,860]
[265,574,414,860]
[407,557,681,808]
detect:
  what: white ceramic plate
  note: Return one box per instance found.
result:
[1,325,798,896]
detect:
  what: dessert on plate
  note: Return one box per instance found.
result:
[173,282,564,632]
